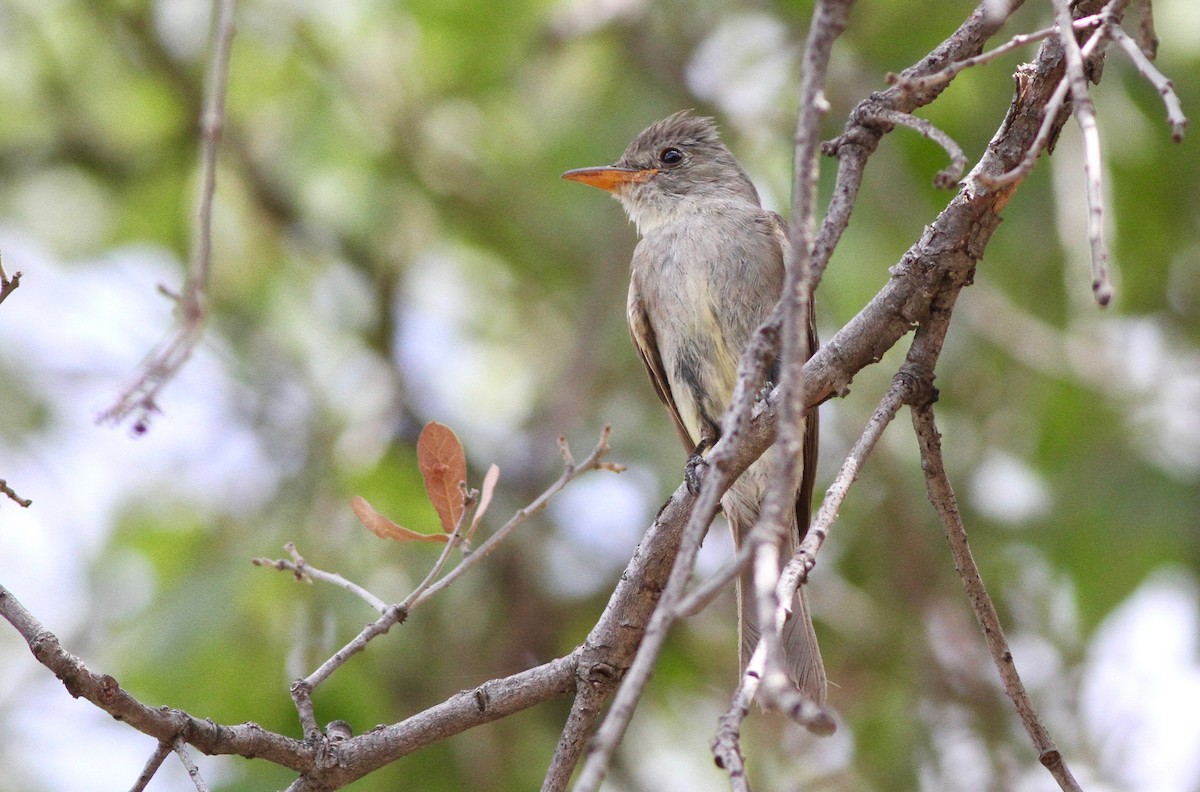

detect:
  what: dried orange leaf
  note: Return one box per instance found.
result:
[351,496,449,544]
[467,463,500,540]
[417,421,467,533]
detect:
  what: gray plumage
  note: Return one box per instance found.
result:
[564,112,826,703]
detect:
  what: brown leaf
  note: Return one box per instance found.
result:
[417,421,467,533]
[351,496,449,544]
[467,463,500,541]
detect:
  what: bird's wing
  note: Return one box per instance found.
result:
[628,280,696,451]
[797,302,820,538]
[766,211,821,540]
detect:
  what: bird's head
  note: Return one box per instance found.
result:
[562,111,761,235]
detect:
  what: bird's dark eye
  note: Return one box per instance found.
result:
[660,147,684,166]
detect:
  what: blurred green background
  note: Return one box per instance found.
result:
[0,0,1198,790]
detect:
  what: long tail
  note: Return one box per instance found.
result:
[736,560,827,705]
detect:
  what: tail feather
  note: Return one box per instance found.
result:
[727,452,827,705]
[736,565,827,705]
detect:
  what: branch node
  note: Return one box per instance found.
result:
[325,720,353,742]
[585,662,620,687]
[0,256,23,306]
[0,479,33,508]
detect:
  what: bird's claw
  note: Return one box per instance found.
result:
[685,452,708,494]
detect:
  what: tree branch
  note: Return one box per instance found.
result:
[910,403,1083,792]
[0,253,22,307]
[1051,0,1121,306]
[129,740,173,792]
[0,478,32,508]
[1109,24,1187,141]
[0,584,314,772]
[755,0,853,712]
[100,0,236,430]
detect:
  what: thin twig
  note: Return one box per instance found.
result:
[174,738,210,792]
[100,0,236,429]
[911,404,1083,791]
[252,543,389,614]
[1109,25,1187,141]
[888,14,1106,93]
[0,479,32,508]
[411,426,622,609]
[271,428,621,736]
[673,543,753,618]
[1051,0,1117,306]
[0,254,22,306]
[816,0,1031,280]
[754,0,853,712]
[129,740,173,792]
[711,641,765,791]
[399,490,476,610]
[1135,0,1157,59]
[858,108,968,188]
[974,20,1109,192]
[783,376,911,596]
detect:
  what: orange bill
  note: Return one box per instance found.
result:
[561,166,657,193]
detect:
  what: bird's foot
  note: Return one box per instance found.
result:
[685,452,708,495]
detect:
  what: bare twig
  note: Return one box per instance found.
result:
[100,0,236,429]
[0,583,313,771]
[1,479,32,508]
[253,543,389,614]
[1110,25,1187,141]
[1135,0,1158,59]
[673,543,753,618]
[816,0,1031,275]
[910,404,1083,792]
[1051,0,1118,306]
[858,108,969,188]
[754,0,854,713]
[401,487,476,608]
[973,20,1108,192]
[174,738,210,792]
[783,376,911,598]
[129,740,173,792]
[260,428,622,738]
[285,655,580,792]
[0,254,22,306]
[410,426,622,610]
[711,641,765,791]
[888,14,1106,93]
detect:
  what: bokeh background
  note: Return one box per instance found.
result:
[1,0,1198,789]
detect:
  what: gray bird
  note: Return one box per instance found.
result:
[563,111,826,704]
